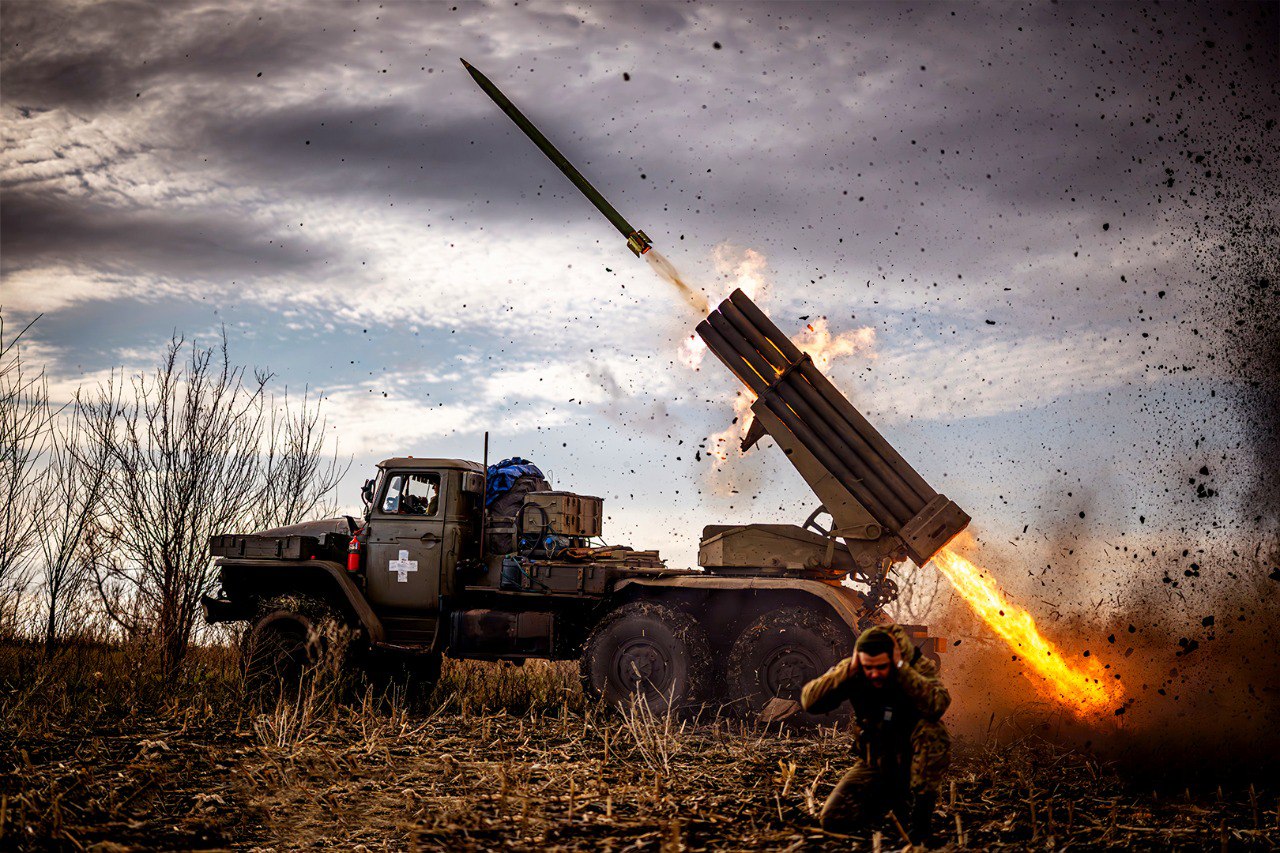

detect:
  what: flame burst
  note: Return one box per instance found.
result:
[679,333,707,370]
[930,546,1125,719]
[793,318,877,371]
[711,244,769,302]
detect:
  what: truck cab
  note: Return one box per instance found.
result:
[359,458,484,646]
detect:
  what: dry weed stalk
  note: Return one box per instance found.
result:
[253,681,325,752]
[616,689,687,775]
[3,643,1277,851]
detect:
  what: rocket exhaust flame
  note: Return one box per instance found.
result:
[646,249,710,315]
[792,318,877,372]
[929,545,1126,720]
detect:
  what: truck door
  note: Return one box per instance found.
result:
[366,470,446,644]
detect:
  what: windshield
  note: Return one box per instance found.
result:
[380,472,441,516]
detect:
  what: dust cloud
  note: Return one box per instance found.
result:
[927,538,1280,783]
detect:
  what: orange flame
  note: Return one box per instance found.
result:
[929,545,1125,720]
[679,333,708,370]
[792,318,877,371]
[681,245,768,370]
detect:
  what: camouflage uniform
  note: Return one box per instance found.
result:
[800,623,950,834]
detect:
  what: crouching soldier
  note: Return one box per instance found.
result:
[800,624,950,845]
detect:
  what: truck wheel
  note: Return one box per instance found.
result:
[580,601,713,714]
[242,594,356,701]
[726,605,853,725]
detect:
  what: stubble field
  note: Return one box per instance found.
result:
[2,644,1277,851]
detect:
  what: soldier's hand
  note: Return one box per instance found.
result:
[888,624,917,667]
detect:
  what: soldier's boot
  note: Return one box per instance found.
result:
[908,790,936,847]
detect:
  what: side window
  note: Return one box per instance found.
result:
[381,472,441,516]
[381,474,406,513]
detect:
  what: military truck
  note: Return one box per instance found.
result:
[203,291,969,718]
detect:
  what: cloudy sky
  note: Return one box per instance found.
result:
[2,1,1276,584]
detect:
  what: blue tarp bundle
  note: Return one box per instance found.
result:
[485,457,545,507]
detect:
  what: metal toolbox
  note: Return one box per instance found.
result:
[522,491,603,538]
[209,534,318,561]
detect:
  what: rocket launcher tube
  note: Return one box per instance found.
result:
[461,58,652,257]
[726,288,935,504]
[727,290,938,503]
[701,315,906,528]
[699,290,971,567]
[695,320,768,394]
[721,298,931,514]
[707,308,916,525]
[718,300,926,516]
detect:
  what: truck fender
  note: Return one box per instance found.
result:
[216,559,386,644]
[613,575,882,633]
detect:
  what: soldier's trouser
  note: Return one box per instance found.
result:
[820,719,950,832]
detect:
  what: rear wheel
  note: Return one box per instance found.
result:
[241,594,357,702]
[580,601,713,714]
[726,605,853,725]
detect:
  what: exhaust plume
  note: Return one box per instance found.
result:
[645,249,709,315]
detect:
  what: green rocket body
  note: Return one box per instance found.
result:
[461,59,652,257]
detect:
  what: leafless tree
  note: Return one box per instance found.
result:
[78,332,270,679]
[887,559,951,625]
[250,389,349,531]
[0,313,54,634]
[35,404,110,656]
[77,331,346,677]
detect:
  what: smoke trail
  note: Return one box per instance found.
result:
[645,249,709,315]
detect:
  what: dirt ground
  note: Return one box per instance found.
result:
[3,651,1278,852]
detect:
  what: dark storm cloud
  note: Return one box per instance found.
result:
[189,101,605,217]
[0,186,325,280]
[1,1,356,110]
[2,0,1274,325]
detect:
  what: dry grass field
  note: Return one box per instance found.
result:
[2,642,1277,852]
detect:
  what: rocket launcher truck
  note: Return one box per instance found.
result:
[204,292,969,720]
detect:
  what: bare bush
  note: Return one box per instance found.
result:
[251,389,349,531]
[35,404,110,655]
[71,330,346,680]
[77,332,270,679]
[0,314,54,633]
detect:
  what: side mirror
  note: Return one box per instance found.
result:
[360,478,376,507]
